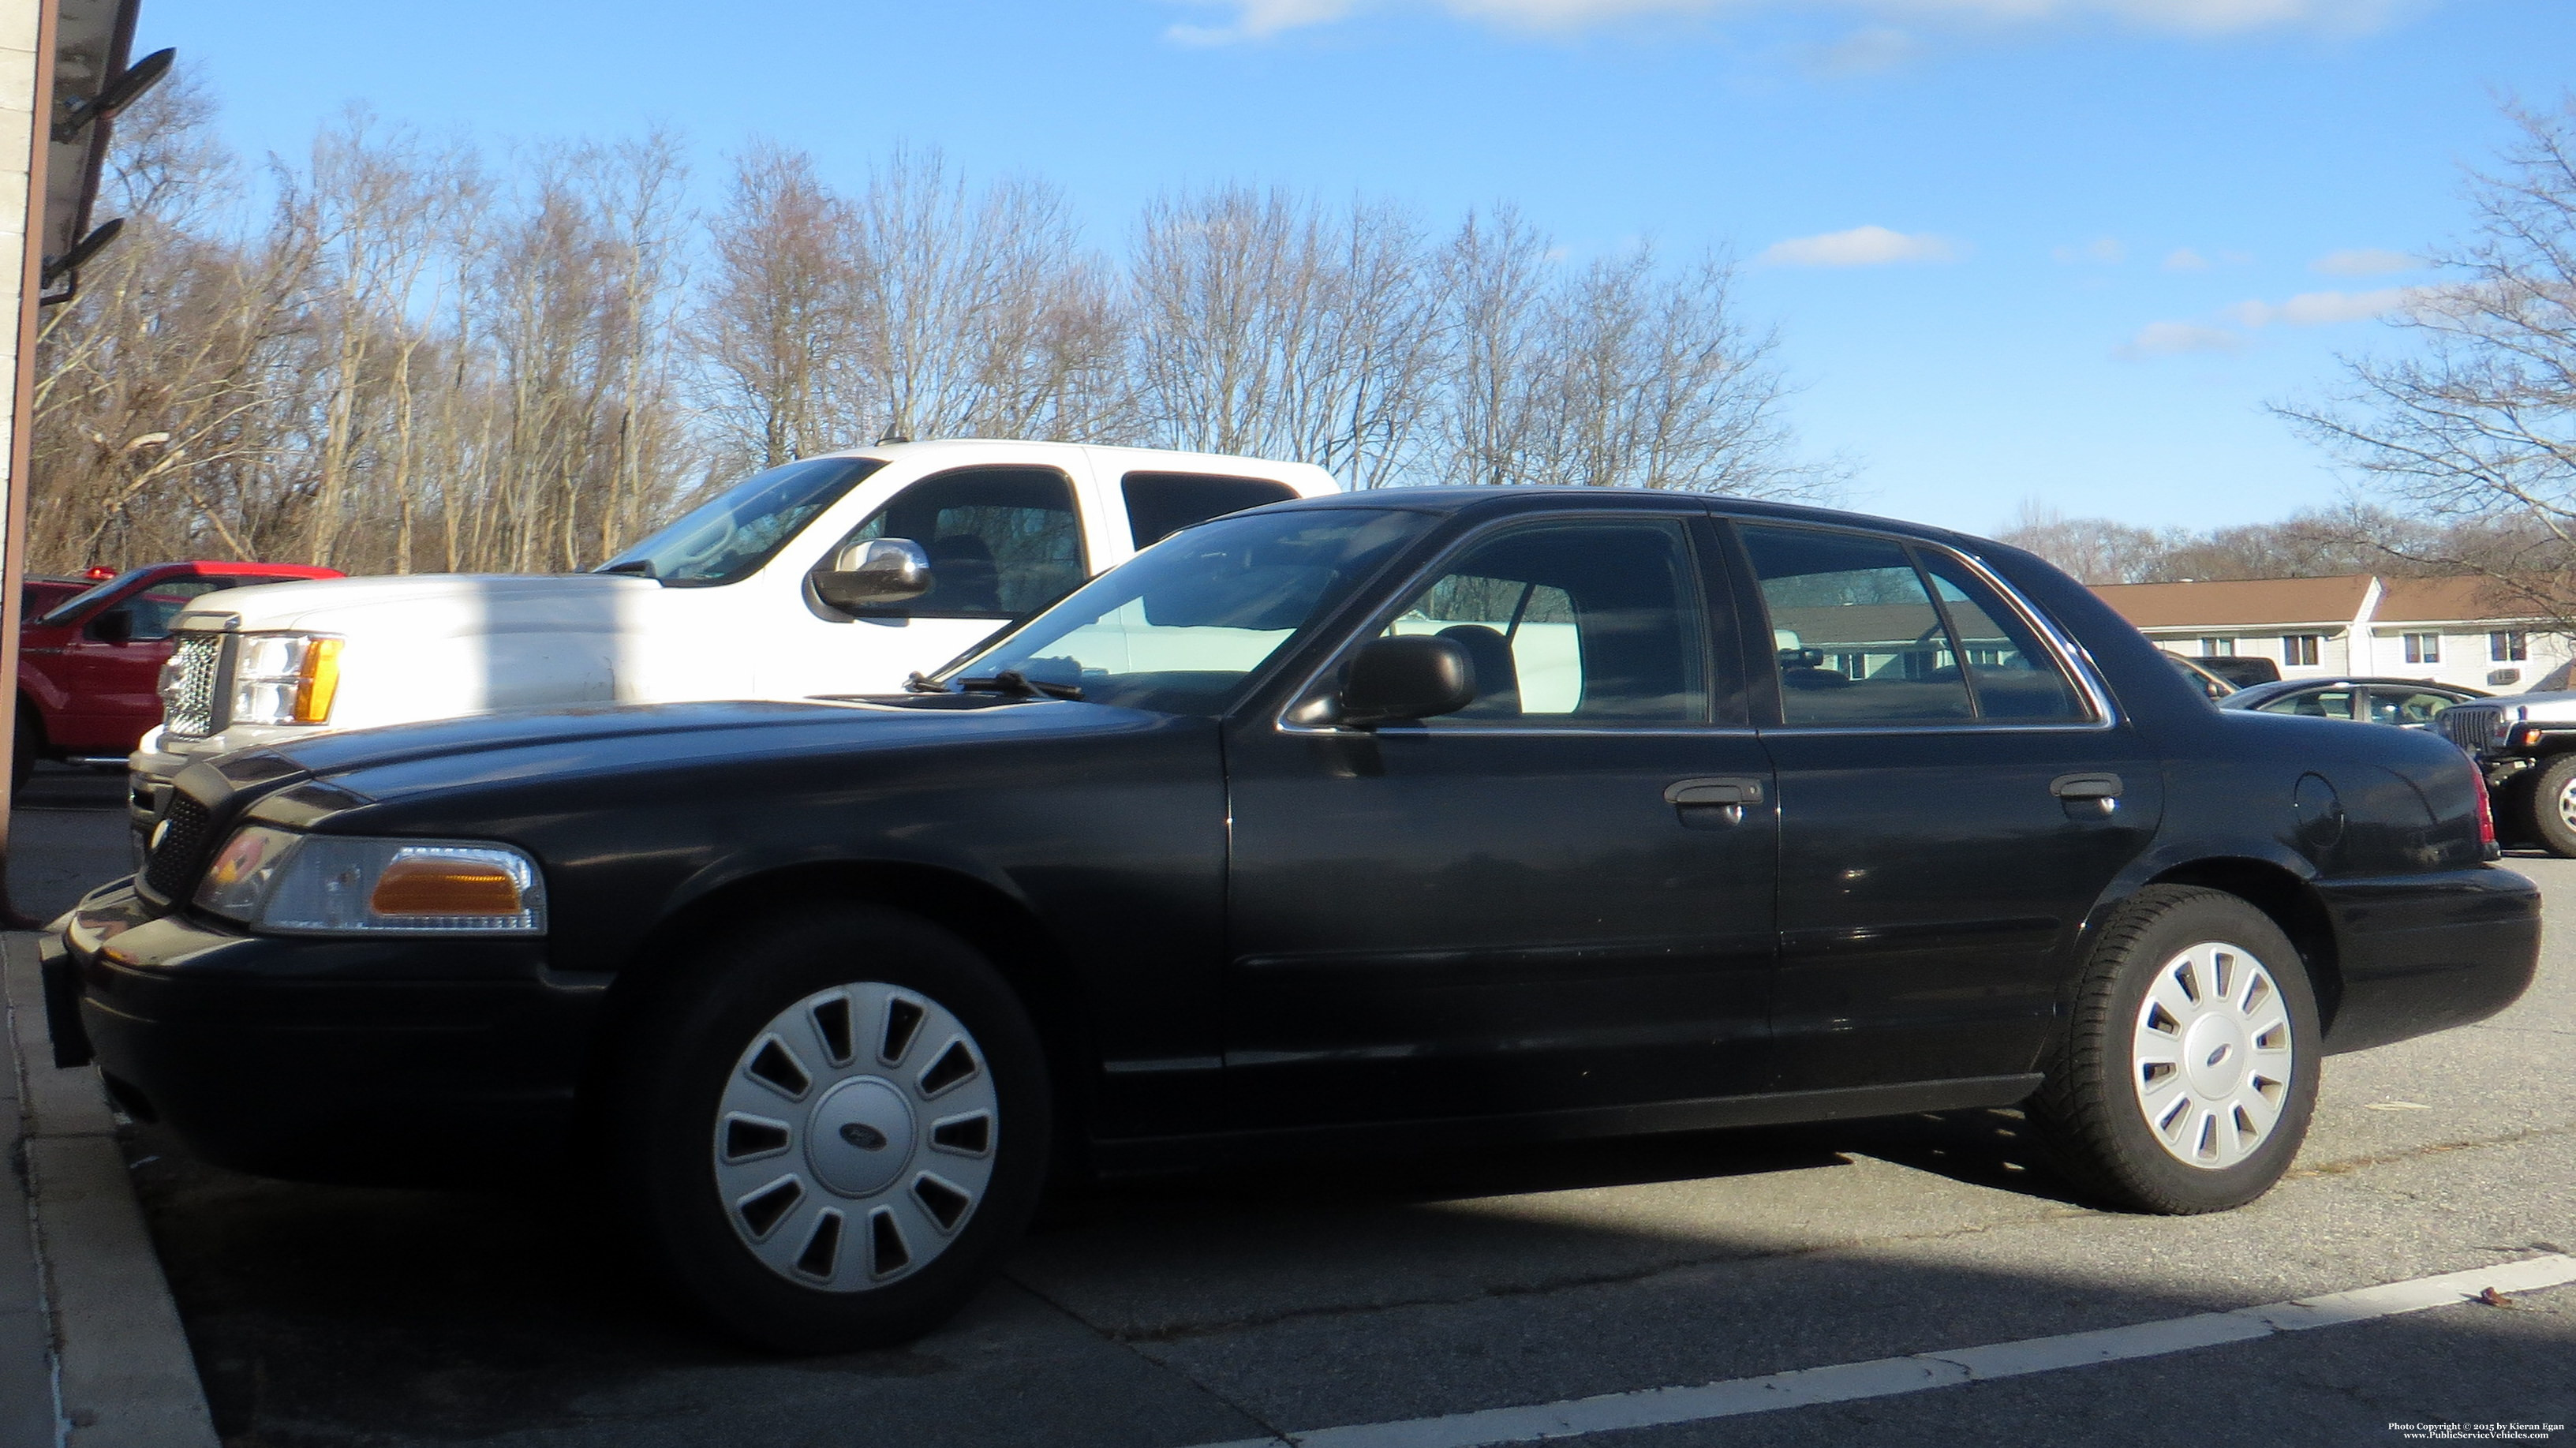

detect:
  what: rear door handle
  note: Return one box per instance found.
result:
[2051,773,2123,800]
[2051,772,2123,817]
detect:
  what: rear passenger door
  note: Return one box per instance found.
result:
[1730,522,2164,1093]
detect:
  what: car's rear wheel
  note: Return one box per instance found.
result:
[2027,885,2320,1214]
[2525,754,2576,858]
[611,904,1051,1352]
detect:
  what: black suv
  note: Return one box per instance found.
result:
[54,488,2540,1351]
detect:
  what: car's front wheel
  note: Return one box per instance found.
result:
[2027,885,2320,1214]
[611,904,1052,1352]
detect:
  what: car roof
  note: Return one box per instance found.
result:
[1239,485,1983,548]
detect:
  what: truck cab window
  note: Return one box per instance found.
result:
[836,467,1085,618]
[1123,473,1297,550]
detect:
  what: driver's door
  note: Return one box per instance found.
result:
[1221,512,1778,1128]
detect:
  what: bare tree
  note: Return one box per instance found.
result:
[2277,97,2576,627]
[846,148,1131,445]
[692,142,859,473]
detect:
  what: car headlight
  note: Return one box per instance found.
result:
[194,827,546,934]
[230,634,343,725]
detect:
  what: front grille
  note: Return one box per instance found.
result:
[2440,705,2503,754]
[140,794,215,902]
[162,632,226,737]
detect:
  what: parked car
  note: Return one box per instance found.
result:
[16,561,342,790]
[126,440,1338,841]
[2219,677,2487,728]
[54,488,2538,1352]
[2433,684,2576,855]
[2190,656,2282,690]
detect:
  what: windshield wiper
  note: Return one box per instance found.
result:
[956,669,1084,702]
[902,672,953,694]
[595,559,656,577]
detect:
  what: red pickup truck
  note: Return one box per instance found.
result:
[16,561,342,788]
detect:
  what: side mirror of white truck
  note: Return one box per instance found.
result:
[813,538,934,612]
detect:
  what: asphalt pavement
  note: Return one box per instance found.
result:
[9,766,2571,1448]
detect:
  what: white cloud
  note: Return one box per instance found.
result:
[1757,225,1961,267]
[2120,320,2246,357]
[1168,0,2406,43]
[2053,236,2125,265]
[1809,25,1921,73]
[2162,247,2211,271]
[2311,247,2417,276]
[1167,0,1357,43]
[2225,286,2421,327]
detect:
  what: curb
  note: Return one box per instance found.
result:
[2,933,218,1448]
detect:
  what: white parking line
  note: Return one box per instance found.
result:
[1190,1254,2576,1448]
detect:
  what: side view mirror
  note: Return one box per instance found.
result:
[86,608,134,645]
[813,538,933,612]
[1338,635,1476,728]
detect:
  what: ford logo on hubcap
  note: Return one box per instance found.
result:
[839,1122,888,1151]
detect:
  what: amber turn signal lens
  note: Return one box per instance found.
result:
[293,638,342,724]
[369,855,523,917]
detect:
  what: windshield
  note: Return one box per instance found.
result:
[600,457,884,586]
[944,507,1434,715]
[35,569,149,626]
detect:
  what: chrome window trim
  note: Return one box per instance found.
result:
[1734,518,2120,733]
[1272,508,1730,739]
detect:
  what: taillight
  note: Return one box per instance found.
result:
[2471,764,2497,852]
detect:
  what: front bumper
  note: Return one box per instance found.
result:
[2315,865,2542,1053]
[64,881,604,1186]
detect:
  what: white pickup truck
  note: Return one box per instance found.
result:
[130,439,1338,833]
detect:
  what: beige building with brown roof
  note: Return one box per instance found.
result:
[2091,574,2570,694]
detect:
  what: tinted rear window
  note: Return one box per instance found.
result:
[1123,473,1298,550]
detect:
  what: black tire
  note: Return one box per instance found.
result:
[2027,886,2320,1214]
[608,903,1052,1353]
[2524,754,2576,858]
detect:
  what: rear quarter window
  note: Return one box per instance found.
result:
[1122,473,1299,550]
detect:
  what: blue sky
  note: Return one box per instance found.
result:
[140,0,2575,536]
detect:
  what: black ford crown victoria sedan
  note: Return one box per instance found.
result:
[54,488,2540,1350]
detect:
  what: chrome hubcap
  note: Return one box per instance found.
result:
[2555,776,2576,833]
[714,982,998,1291]
[2130,941,2293,1170]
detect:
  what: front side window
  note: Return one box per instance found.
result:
[948,507,1433,715]
[835,467,1085,618]
[1374,518,1708,724]
[2403,633,2441,664]
[110,578,237,641]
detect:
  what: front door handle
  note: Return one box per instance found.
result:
[1666,776,1764,828]
[2051,772,2123,817]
